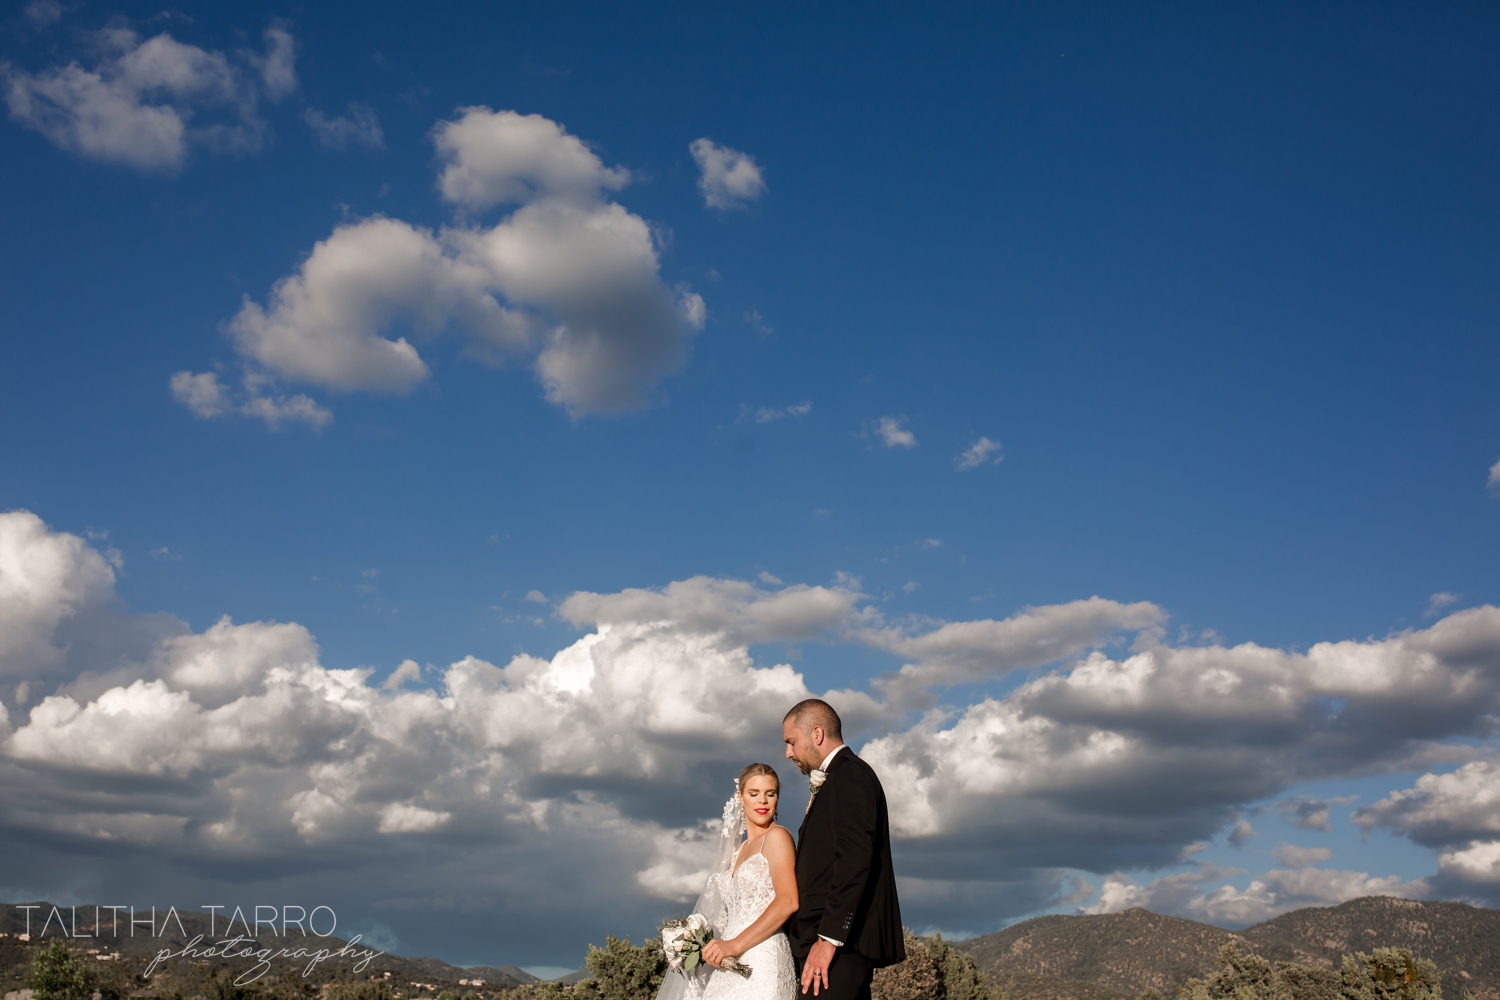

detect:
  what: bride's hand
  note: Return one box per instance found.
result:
[702,938,737,968]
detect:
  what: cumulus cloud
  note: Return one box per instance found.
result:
[1228,818,1257,847]
[690,138,766,210]
[1356,760,1500,846]
[169,370,230,418]
[1489,458,1500,495]
[956,437,1002,470]
[0,511,116,680]
[435,108,630,210]
[304,102,382,151]
[864,597,1164,699]
[171,370,331,429]
[1087,866,1426,926]
[6,512,1500,957]
[3,23,292,170]
[1426,592,1460,617]
[873,416,917,449]
[197,108,702,422]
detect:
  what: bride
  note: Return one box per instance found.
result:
[659,763,799,1000]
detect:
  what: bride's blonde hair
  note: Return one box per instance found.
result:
[738,762,780,793]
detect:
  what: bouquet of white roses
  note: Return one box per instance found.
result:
[660,914,751,979]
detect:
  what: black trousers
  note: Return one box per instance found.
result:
[793,949,874,1000]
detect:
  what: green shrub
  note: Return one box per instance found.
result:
[583,934,667,1000]
[329,984,396,1000]
[27,940,96,1000]
[1340,949,1441,1000]
[1177,944,1440,1000]
[872,930,1006,1000]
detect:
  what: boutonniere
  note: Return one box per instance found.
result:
[805,769,827,813]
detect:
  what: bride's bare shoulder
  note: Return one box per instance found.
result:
[764,825,796,852]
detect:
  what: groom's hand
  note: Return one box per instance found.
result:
[801,939,837,995]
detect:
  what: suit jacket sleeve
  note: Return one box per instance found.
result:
[817,764,878,944]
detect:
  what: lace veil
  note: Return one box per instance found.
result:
[654,781,746,1000]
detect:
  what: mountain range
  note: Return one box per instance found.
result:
[953,896,1500,998]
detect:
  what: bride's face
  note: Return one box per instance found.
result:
[741,775,780,826]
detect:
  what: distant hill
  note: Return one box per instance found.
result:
[955,908,1249,996]
[954,896,1500,999]
[0,902,537,995]
[1241,897,1500,993]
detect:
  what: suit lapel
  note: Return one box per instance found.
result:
[799,747,850,838]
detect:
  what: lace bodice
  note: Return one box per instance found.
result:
[717,853,778,937]
[698,836,797,1000]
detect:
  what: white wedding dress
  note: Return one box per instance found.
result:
[700,838,798,1000]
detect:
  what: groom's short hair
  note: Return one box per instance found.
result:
[785,699,842,741]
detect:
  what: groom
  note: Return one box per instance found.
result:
[783,699,904,1000]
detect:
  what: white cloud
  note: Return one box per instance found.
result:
[206,108,702,420]
[1489,458,1500,495]
[170,370,230,418]
[1088,866,1426,926]
[524,590,548,604]
[1438,840,1500,885]
[1354,759,1500,846]
[690,138,766,210]
[381,660,423,692]
[171,370,331,429]
[377,802,452,834]
[957,436,1003,470]
[3,24,290,170]
[304,102,382,151]
[225,218,486,393]
[6,513,1500,953]
[1426,592,1460,617]
[874,415,917,449]
[746,402,811,424]
[434,108,629,211]
[0,511,116,680]
[253,24,297,102]
[864,597,1164,696]
[1274,844,1332,866]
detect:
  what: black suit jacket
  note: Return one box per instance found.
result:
[787,748,905,968]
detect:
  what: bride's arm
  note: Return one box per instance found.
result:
[703,827,800,966]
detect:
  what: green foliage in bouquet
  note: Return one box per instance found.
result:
[27,939,97,1000]
[872,930,1007,1000]
[583,934,668,1000]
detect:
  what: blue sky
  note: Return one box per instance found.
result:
[2,0,1499,974]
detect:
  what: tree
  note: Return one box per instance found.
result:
[583,935,667,1000]
[872,930,1007,1000]
[1178,943,1440,1000]
[27,940,96,1000]
[1340,949,1441,1000]
[1180,944,1279,1000]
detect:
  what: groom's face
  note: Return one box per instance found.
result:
[782,718,822,775]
